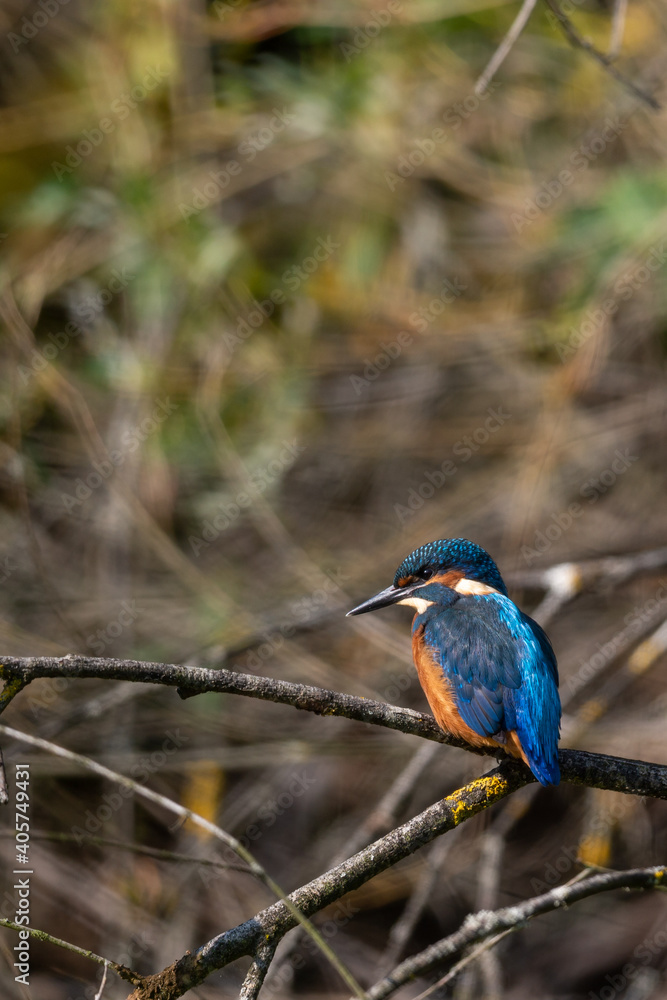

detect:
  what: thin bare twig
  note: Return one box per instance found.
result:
[508,545,667,591]
[412,866,593,1000]
[365,865,667,1000]
[564,613,667,718]
[94,961,110,1000]
[466,784,565,996]
[240,941,278,1000]
[543,0,660,110]
[413,931,511,1000]
[608,0,628,60]
[0,918,140,984]
[0,723,365,1000]
[0,657,665,999]
[475,0,538,95]
[528,562,582,626]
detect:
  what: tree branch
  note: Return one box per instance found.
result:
[1,655,665,999]
[0,918,141,985]
[0,675,25,804]
[240,941,278,1000]
[0,723,366,999]
[543,0,660,109]
[1,656,666,799]
[509,545,667,590]
[268,741,440,986]
[365,865,667,1000]
[475,0,538,96]
[125,763,529,1000]
[2,707,526,999]
[608,0,628,60]
[95,961,110,1000]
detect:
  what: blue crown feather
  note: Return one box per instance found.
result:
[394,538,508,596]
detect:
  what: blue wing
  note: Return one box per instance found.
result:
[422,593,561,785]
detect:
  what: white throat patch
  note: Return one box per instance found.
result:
[454,578,500,596]
[397,596,434,614]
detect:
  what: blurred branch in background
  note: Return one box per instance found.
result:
[543,0,660,109]
[475,0,538,96]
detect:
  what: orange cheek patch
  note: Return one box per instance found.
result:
[425,571,500,596]
[430,570,464,589]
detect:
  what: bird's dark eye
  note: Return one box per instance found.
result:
[418,568,433,580]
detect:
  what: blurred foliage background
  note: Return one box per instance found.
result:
[0,0,667,998]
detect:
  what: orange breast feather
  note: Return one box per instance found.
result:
[411,625,530,767]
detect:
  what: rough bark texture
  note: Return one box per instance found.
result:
[1,656,666,798]
[366,865,667,1000]
[1,654,665,1000]
[127,765,529,1000]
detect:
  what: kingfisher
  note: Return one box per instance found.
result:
[347,538,561,785]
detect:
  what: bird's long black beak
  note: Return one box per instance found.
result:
[346,584,407,617]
